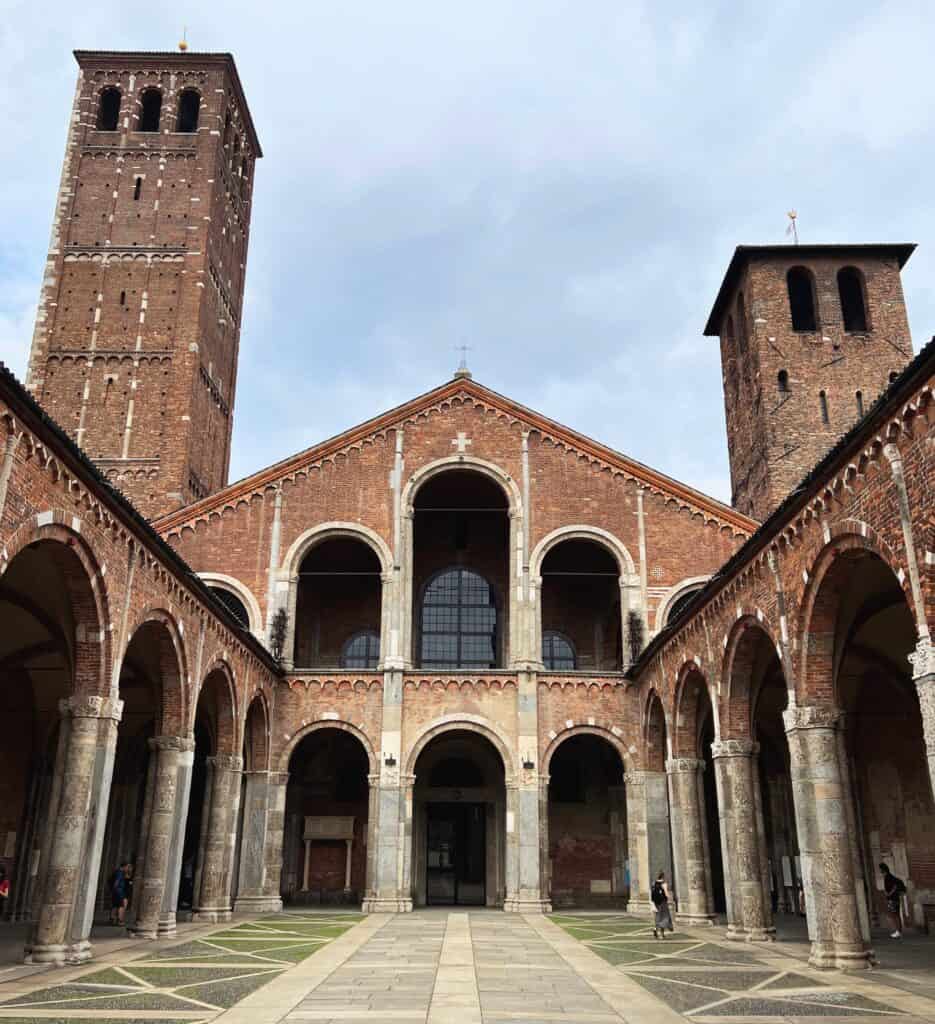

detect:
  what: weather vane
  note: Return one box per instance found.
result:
[454,344,472,380]
[786,209,799,245]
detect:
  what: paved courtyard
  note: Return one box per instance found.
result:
[0,911,933,1023]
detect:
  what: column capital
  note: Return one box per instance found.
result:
[60,694,124,721]
[910,636,935,680]
[666,756,705,774]
[149,734,195,752]
[782,705,841,733]
[711,738,758,759]
[623,769,661,786]
[269,771,290,785]
[207,753,244,772]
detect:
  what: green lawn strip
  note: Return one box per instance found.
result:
[64,965,145,987]
[120,964,281,988]
[4,990,212,1012]
[171,970,289,1009]
[586,946,659,965]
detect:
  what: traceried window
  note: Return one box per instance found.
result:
[341,630,380,670]
[97,87,121,130]
[177,89,200,132]
[787,267,817,331]
[421,568,497,669]
[542,631,576,671]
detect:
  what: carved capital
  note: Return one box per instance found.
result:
[782,705,841,733]
[149,734,195,752]
[666,757,705,774]
[60,694,124,722]
[910,637,935,680]
[710,738,758,759]
[207,753,244,772]
[269,771,290,786]
[624,770,650,786]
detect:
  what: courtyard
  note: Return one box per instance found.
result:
[0,911,933,1024]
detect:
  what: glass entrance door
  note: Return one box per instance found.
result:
[426,802,486,905]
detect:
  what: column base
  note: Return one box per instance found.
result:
[192,907,233,923]
[361,896,412,913]
[233,895,284,914]
[808,942,873,971]
[157,914,178,938]
[625,899,655,916]
[677,913,717,927]
[726,924,776,941]
[28,940,92,965]
[503,896,552,914]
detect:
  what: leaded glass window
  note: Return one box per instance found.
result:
[421,568,497,669]
[542,631,576,670]
[341,630,380,669]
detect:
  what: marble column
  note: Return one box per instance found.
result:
[28,695,122,965]
[783,706,871,969]
[624,769,670,913]
[666,757,715,924]
[233,770,283,913]
[193,754,243,922]
[712,739,774,941]
[132,735,194,939]
[910,637,935,801]
[260,771,288,910]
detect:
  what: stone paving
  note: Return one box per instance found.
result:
[2,910,935,1023]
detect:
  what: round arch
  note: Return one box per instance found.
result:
[530,525,636,580]
[672,661,719,757]
[242,692,270,772]
[120,607,189,737]
[405,714,517,780]
[195,658,239,756]
[642,687,669,771]
[278,719,377,775]
[282,522,393,579]
[541,724,629,776]
[0,514,111,696]
[654,575,710,632]
[720,615,784,741]
[402,455,522,516]
[199,573,263,635]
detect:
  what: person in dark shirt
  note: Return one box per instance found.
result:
[110,860,130,926]
[880,862,906,939]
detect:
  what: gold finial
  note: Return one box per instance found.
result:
[786,209,799,244]
[178,27,188,52]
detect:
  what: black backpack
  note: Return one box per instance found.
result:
[651,881,666,907]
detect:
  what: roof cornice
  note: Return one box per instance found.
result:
[153,377,757,535]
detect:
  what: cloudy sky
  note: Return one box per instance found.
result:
[2,2,933,503]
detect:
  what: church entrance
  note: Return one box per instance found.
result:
[426,802,486,905]
[411,729,506,907]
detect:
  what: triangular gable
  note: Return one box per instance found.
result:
[153,377,757,535]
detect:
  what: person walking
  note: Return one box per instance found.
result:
[110,860,130,926]
[651,870,673,939]
[880,863,906,938]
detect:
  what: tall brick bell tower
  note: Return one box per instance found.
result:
[705,244,915,521]
[26,50,261,518]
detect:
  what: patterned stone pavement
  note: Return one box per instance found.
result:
[2,910,935,1023]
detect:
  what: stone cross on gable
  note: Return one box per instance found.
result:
[451,432,472,453]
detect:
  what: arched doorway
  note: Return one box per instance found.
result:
[546,733,626,906]
[540,540,622,670]
[282,727,370,904]
[293,538,383,669]
[412,470,509,668]
[411,729,506,906]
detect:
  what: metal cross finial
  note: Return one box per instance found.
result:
[786,209,799,245]
[454,344,472,379]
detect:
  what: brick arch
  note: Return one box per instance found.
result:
[243,691,270,771]
[278,719,377,775]
[281,522,392,578]
[198,572,263,635]
[195,658,239,756]
[671,661,717,757]
[0,513,111,697]
[402,454,522,516]
[120,608,188,738]
[530,525,636,579]
[797,529,912,707]
[404,714,516,781]
[541,724,629,776]
[720,615,784,741]
[642,687,669,772]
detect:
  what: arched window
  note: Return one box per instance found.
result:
[838,267,868,332]
[209,586,249,628]
[176,89,200,132]
[231,133,241,170]
[889,371,899,384]
[666,587,703,626]
[542,631,576,670]
[97,87,121,131]
[139,89,162,132]
[819,390,829,424]
[223,110,232,148]
[787,267,817,331]
[341,630,380,669]
[421,568,497,669]
[133,176,142,201]
[736,292,748,354]
[777,369,790,393]
[856,390,864,418]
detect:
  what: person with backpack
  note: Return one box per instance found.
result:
[110,860,130,926]
[880,862,906,938]
[651,870,673,939]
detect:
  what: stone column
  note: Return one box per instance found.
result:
[258,771,288,911]
[624,769,670,913]
[711,739,774,941]
[233,770,283,913]
[193,754,243,922]
[29,695,122,965]
[538,775,551,904]
[783,706,870,969]
[911,638,935,801]
[132,735,194,939]
[666,757,715,924]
